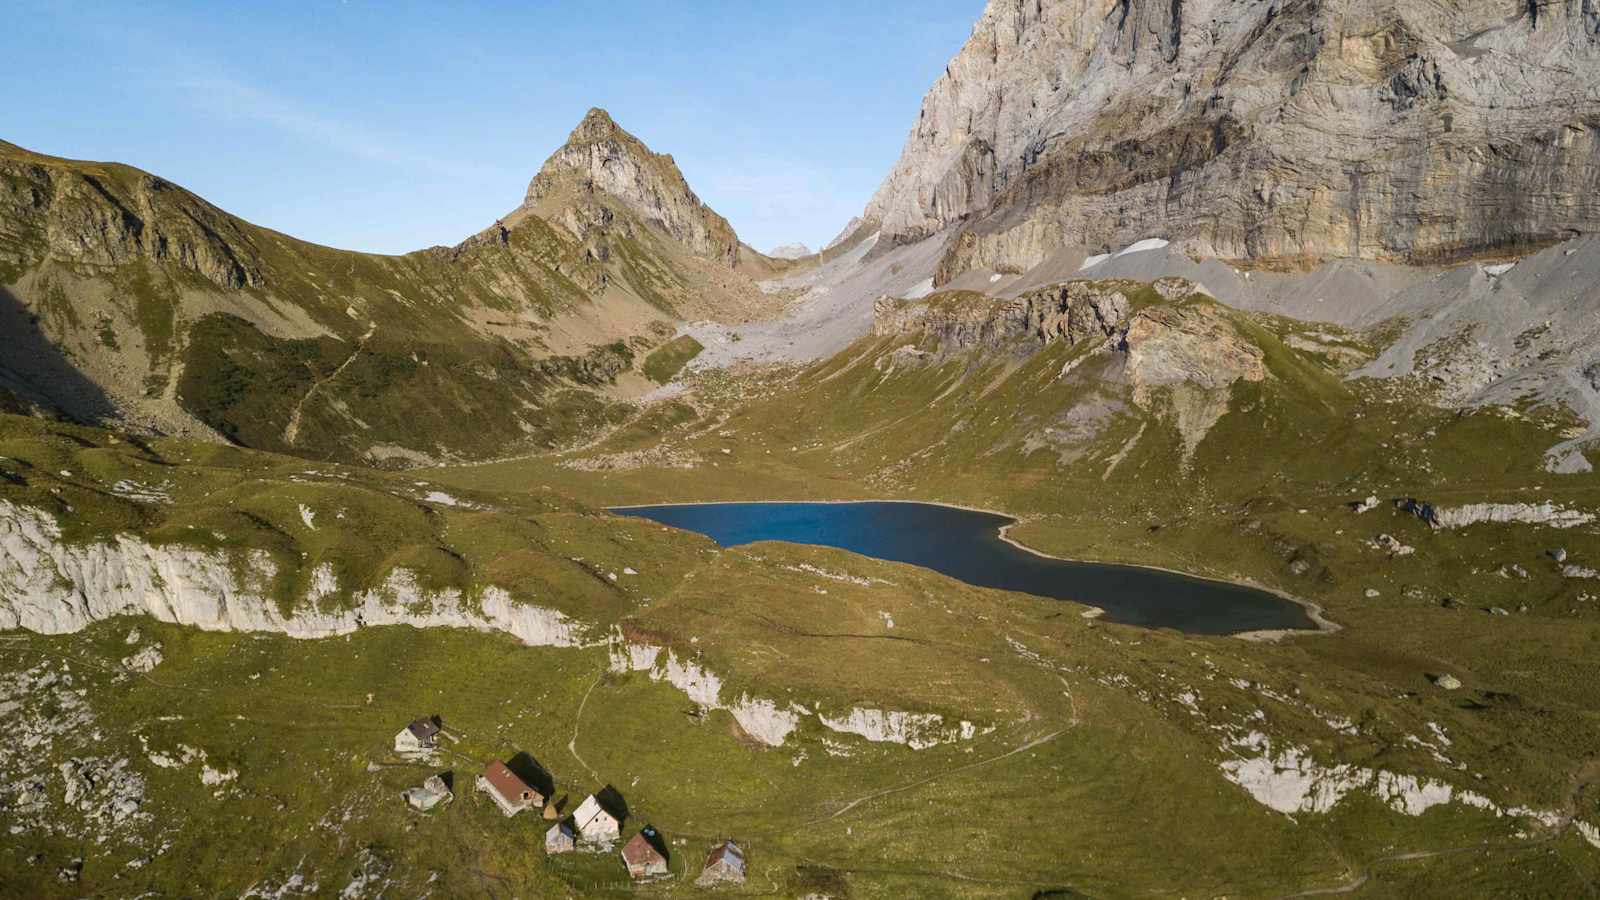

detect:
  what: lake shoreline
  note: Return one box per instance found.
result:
[607,498,1339,639]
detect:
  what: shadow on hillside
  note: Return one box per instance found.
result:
[0,284,118,424]
[596,784,630,824]
[506,751,556,800]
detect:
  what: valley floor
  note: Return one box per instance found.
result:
[4,285,1600,896]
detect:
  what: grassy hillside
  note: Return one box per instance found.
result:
[415,283,1600,893]
[5,267,1600,899]
[0,138,767,466]
[4,402,1599,897]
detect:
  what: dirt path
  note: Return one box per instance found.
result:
[284,322,376,447]
[800,729,1063,827]
[567,667,605,782]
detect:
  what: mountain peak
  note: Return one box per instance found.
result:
[568,107,620,142]
[523,108,740,267]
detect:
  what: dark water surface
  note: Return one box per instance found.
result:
[612,501,1314,635]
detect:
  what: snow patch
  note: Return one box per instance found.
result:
[901,277,936,300]
[1115,238,1170,257]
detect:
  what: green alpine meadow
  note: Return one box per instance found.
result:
[4,2,1600,897]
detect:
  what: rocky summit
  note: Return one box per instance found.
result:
[522,108,743,268]
[4,5,1600,899]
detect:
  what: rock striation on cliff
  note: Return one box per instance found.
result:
[866,0,1600,281]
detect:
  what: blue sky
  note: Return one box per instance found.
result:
[5,1,980,255]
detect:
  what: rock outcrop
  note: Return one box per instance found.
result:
[1397,498,1596,529]
[522,108,742,267]
[607,633,980,750]
[872,277,1142,355]
[0,500,586,646]
[874,277,1265,460]
[1123,302,1267,393]
[865,0,1600,281]
[0,141,264,290]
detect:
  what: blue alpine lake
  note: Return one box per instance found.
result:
[611,501,1315,635]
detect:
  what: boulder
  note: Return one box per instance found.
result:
[121,643,164,673]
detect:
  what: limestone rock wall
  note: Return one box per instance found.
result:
[866,0,1600,279]
[0,500,586,646]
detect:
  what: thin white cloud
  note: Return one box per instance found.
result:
[175,75,464,176]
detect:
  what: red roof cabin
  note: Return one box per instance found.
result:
[621,825,669,880]
[475,760,545,817]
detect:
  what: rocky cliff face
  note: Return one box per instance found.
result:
[867,0,1600,280]
[873,278,1136,357]
[0,142,264,290]
[874,277,1268,458]
[0,500,586,644]
[522,108,742,268]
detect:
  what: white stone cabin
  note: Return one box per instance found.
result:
[476,761,544,817]
[696,840,746,885]
[573,793,622,843]
[393,716,441,755]
[621,826,669,880]
[545,818,577,854]
[401,774,452,812]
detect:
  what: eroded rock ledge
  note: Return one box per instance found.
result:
[0,499,975,752]
[0,500,585,645]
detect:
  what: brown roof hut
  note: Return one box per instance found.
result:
[621,825,669,880]
[475,760,545,817]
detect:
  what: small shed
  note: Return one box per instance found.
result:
[696,839,746,885]
[476,761,544,817]
[573,792,622,843]
[621,825,669,880]
[394,716,441,756]
[401,773,453,812]
[545,817,577,854]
